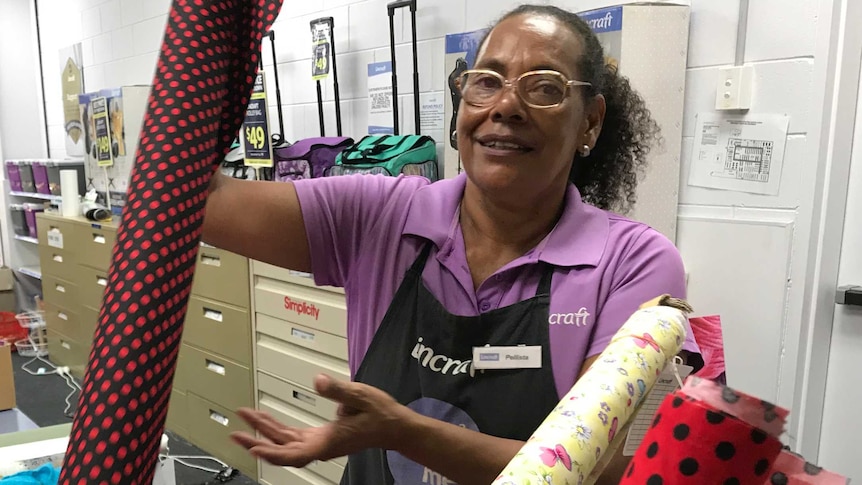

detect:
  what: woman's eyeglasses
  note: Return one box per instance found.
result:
[455,69,592,109]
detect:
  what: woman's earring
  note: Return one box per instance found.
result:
[580,144,591,157]
[451,130,458,149]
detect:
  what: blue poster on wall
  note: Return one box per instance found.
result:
[442,28,488,178]
[577,5,623,69]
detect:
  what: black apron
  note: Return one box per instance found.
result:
[340,244,560,484]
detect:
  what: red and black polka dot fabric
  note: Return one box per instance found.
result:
[767,447,850,485]
[620,376,848,484]
[620,380,784,485]
[58,1,281,483]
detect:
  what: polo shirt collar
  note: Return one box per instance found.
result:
[402,173,609,268]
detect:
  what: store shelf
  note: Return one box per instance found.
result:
[18,266,42,280]
[9,191,61,202]
[13,234,38,244]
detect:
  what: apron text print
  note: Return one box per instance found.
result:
[411,337,476,377]
[423,467,454,485]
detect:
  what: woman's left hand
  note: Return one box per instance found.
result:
[230,374,411,467]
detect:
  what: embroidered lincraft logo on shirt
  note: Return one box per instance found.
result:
[549,307,591,327]
[411,337,475,377]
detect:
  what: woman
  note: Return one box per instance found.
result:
[203,4,700,484]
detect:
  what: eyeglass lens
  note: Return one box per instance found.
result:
[458,71,568,107]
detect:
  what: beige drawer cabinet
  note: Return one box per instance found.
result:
[36,213,255,477]
[170,242,255,477]
[251,260,350,484]
[37,213,100,381]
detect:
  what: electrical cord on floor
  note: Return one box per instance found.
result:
[56,367,81,418]
[20,352,60,376]
[19,343,81,418]
[158,455,238,484]
[160,455,223,474]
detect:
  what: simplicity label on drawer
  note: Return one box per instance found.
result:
[284,296,320,320]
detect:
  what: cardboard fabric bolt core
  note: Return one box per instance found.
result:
[58,1,282,483]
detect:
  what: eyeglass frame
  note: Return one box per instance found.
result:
[455,69,593,109]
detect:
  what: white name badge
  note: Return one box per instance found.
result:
[472,346,542,370]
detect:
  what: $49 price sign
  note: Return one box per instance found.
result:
[245,125,267,151]
[310,20,332,81]
[242,71,273,168]
[91,96,114,167]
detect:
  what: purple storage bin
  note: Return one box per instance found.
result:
[6,161,22,192]
[18,162,35,193]
[32,161,50,195]
[23,203,43,239]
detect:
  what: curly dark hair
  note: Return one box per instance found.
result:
[482,5,661,215]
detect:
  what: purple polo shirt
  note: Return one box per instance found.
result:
[293,173,699,398]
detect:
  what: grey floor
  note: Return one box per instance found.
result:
[7,351,260,485]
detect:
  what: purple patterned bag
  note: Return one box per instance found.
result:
[274,137,354,181]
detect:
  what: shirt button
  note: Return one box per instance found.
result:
[480,301,491,312]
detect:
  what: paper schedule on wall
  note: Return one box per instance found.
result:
[688,114,790,196]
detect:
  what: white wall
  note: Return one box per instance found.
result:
[30,0,826,451]
[0,0,49,268]
[0,0,48,160]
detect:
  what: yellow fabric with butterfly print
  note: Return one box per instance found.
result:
[492,297,689,485]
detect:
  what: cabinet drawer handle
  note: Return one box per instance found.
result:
[53,254,63,263]
[92,234,106,244]
[209,411,229,427]
[55,284,66,293]
[205,359,226,375]
[97,277,107,287]
[292,390,317,406]
[58,312,68,321]
[291,327,315,342]
[203,308,223,322]
[61,340,71,350]
[201,254,221,267]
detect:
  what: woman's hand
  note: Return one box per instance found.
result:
[230,374,411,467]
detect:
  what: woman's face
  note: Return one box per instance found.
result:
[456,14,601,200]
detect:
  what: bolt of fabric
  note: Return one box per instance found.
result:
[58,1,282,483]
[619,377,786,485]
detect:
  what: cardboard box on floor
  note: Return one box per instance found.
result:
[0,267,16,313]
[0,342,16,411]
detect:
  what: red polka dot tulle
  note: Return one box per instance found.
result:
[58,1,281,483]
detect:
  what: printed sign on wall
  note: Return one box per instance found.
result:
[367,61,394,135]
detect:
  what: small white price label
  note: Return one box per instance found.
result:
[47,229,64,249]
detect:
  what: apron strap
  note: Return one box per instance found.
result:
[407,241,434,276]
[536,263,554,297]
